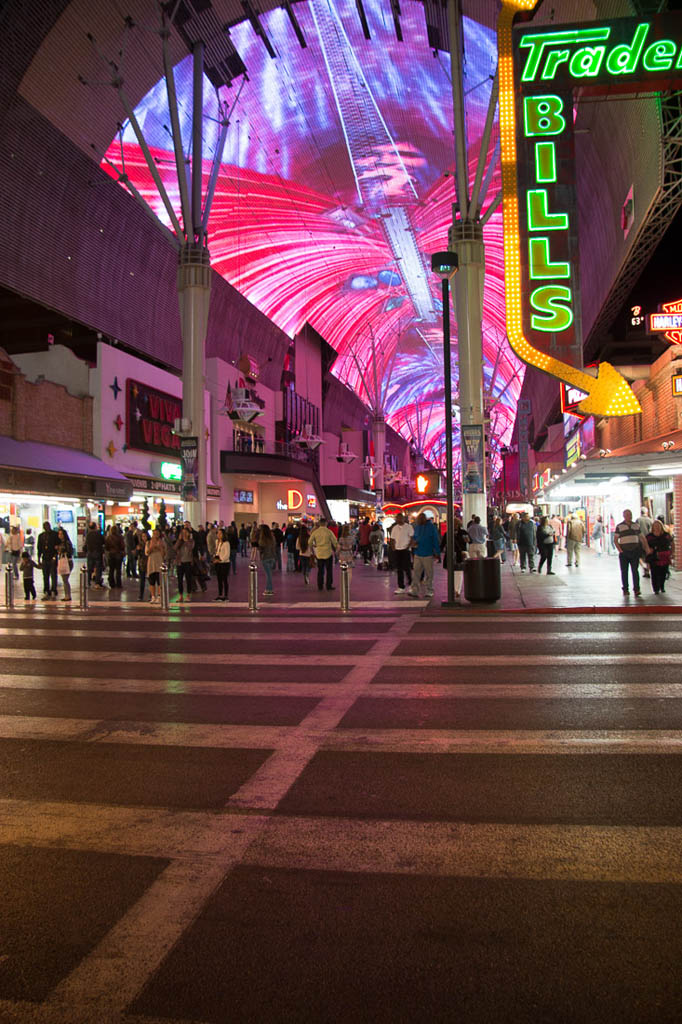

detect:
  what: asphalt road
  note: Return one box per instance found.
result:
[1,598,681,1024]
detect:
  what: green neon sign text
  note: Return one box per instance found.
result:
[519,27,611,82]
[524,95,566,136]
[527,190,569,231]
[529,238,570,279]
[517,20,682,84]
[534,142,557,183]
[530,286,575,332]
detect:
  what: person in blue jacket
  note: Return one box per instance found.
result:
[409,513,441,599]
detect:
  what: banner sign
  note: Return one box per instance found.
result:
[126,379,182,456]
[517,398,531,499]
[461,425,485,494]
[180,437,199,502]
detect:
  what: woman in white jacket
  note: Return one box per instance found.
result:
[213,528,231,601]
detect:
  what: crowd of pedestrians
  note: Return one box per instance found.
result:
[1,503,676,604]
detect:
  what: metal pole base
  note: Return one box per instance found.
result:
[340,563,350,612]
[160,565,170,610]
[4,565,15,609]
[248,563,258,613]
[79,566,88,610]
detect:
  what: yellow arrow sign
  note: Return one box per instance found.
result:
[497,0,641,417]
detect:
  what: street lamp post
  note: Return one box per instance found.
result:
[432,251,459,606]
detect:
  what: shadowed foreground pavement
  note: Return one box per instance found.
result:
[0,563,681,1022]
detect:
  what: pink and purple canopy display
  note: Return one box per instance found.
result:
[103,0,523,472]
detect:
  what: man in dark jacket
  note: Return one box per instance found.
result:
[37,521,58,599]
[85,523,106,588]
[518,513,537,573]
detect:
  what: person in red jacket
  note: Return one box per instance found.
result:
[358,517,372,564]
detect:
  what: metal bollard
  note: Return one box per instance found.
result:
[79,565,88,610]
[4,565,14,609]
[248,562,258,612]
[340,562,350,613]
[160,564,170,610]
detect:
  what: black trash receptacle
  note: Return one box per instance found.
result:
[463,557,502,602]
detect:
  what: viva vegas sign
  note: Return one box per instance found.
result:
[498,3,682,417]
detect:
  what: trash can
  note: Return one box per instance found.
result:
[463,557,502,602]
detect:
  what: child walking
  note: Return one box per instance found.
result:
[20,551,38,601]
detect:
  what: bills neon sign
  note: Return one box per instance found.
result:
[496,1,666,417]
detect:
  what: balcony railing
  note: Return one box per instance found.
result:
[228,437,314,464]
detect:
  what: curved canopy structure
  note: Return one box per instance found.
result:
[102,0,523,471]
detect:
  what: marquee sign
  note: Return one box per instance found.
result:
[126,379,182,456]
[496,1,682,417]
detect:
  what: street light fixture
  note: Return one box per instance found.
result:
[431,250,459,606]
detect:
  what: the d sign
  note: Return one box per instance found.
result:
[287,489,303,510]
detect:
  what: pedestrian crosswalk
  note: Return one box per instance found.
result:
[1,605,681,1023]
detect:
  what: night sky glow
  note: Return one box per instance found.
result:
[103,0,524,471]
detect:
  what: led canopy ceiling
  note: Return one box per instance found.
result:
[103,0,524,471]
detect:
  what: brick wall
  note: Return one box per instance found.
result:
[0,348,93,452]
[599,349,682,451]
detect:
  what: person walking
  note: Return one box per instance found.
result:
[213,527,231,601]
[226,523,239,576]
[9,525,23,578]
[56,527,74,601]
[592,516,604,556]
[536,516,556,575]
[369,521,385,568]
[296,524,312,583]
[285,524,298,572]
[146,529,166,603]
[517,512,537,573]
[508,513,520,566]
[258,524,277,596]
[550,514,563,551]
[440,517,470,599]
[645,519,673,595]
[337,523,354,577]
[84,522,105,589]
[272,523,284,572]
[310,518,338,592]
[491,517,506,562]
[37,521,59,598]
[565,514,585,567]
[174,526,195,602]
[20,551,38,601]
[358,517,372,564]
[637,508,654,579]
[409,513,440,599]
[614,509,649,596]
[136,530,150,601]
[238,524,248,557]
[389,512,413,594]
[467,516,488,559]
[105,524,125,588]
[125,524,138,578]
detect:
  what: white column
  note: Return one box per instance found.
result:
[177,245,211,525]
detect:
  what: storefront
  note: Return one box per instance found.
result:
[0,437,132,554]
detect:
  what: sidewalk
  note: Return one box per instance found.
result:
[430,544,682,613]
[6,545,680,613]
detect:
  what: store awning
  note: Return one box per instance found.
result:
[0,436,133,500]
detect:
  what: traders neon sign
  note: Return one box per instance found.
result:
[518,19,682,90]
[495,1,678,417]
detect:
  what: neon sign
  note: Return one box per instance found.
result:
[649,299,682,345]
[517,17,682,91]
[498,1,643,417]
